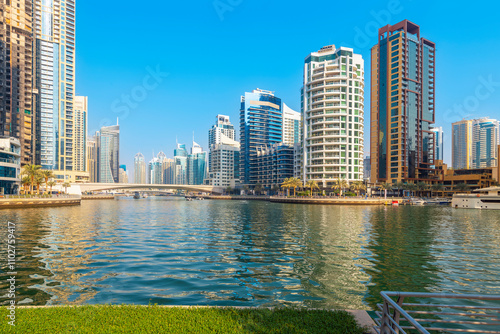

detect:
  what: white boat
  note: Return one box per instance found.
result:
[452,187,500,210]
[410,198,425,206]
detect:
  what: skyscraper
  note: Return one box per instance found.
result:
[452,119,472,170]
[187,141,206,185]
[282,103,301,146]
[148,156,162,184]
[34,0,76,172]
[472,118,499,168]
[119,165,128,184]
[98,123,119,183]
[0,1,34,165]
[240,89,283,185]
[86,136,98,182]
[174,143,188,184]
[73,96,88,172]
[430,126,443,162]
[209,115,235,146]
[302,45,365,185]
[134,153,146,184]
[370,20,436,184]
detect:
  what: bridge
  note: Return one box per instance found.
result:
[62,183,224,195]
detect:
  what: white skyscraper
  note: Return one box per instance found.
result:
[472,118,499,168]
[73,96,88,172]
[209,115,236,146]
[34,0,76,171]
[430,126,444,162]
[282,103,301,146]
[134,153,146,184]
[302,45,365,185]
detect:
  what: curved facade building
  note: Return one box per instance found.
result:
[0,137,21,195]
[302,45,365,186]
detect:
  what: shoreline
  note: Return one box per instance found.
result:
[0,196,81,209]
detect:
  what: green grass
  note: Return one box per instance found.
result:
[0,306,368,333]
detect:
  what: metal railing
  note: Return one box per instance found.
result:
[374,292,500,334]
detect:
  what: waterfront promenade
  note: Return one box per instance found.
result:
[206,195,398,205]
[0,195,81,209]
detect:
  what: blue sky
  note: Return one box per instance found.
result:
[77,0,500,177]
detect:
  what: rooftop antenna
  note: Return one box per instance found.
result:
[117,117,119,125]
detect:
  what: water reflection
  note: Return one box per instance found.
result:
[0,199,499,310]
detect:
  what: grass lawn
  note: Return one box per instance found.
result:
[0,306,369,333]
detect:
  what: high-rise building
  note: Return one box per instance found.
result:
[240,89,283,185]
[256,143,294,189]
[282,103,301,146]
[430,126,443,162]
[452,119,472,170]
[472,118,499,168]
[97,123,119,183]
[206,116,240,188]
[73,96,88,172]
[174,143,187,184]
[209,115,235,146]
[161,157,175,184]
[34,0,76,172]
[187,141,206,185]
[0,1,34,165]
[134,153,146,184]
[119,165,128,184]
[370,20,436,184]
[148,156,162,184]
[0,137,21,194]
[86,136,98,182]
[302,45,365,186]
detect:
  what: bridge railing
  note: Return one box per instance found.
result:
[374,291,500,334]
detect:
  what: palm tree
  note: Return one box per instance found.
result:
[395,182,406,197]
[40,170,55,194]
[431,183,444,197]
[379,182,392,199]
[305,180,320,197]
[243,185,250,195]
[350,181,366,196]
[406,183,417,197]
[21,176,30,195]
[281,178,291,196]
[332,177,349,196]
[34,174,44,195]
[254,183,263,195]
[47,181,56,194]
[416,182,428,197]
[21,164,42,195]
[225,187,232,195]
[62,182,71,194]
[271,184,280,196]
[288,177,302,197]
[454,183,470,193]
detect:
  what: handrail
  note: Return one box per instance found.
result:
[374,291,500,334]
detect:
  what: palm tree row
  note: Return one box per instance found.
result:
[279,177,367,197]
[20,164,57,195]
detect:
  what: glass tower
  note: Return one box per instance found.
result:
[240,89,283,185]
[98,124,119,183]
[34,0,76,171]
[370,20,436,184]
[134,153,146,184]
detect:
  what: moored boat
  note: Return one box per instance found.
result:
[452,187,500,210]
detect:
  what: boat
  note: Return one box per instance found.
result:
[425,198,452,205]
[452,186,500,210]
[133,192,141,199]
[186,197,193,201]
[197,197,204,201]
[409,198,425,206]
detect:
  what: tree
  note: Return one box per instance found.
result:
[225,187,232,195]
[455,183,470,193]
[281,178,291,196]
[40,170,55,194]
[406,183,417,197]
[21,164,42,195]
[34,174,44,195]
[62,182,71,194]
[332,177,349,196]
[395,182,406,197]
[271,184,280,195]
[379,182,393,200]
[254,183,263,195]
[350,181,366,196]
[305,180,320,197]
[47,181,56,194]
[21,176,30,195]
[243,185,250,195]
[431,183,444,197]
[416,182,428,197]
[288,177,302,197]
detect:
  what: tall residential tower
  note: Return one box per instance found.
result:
[302,45,365,185]
[370,20,436,184]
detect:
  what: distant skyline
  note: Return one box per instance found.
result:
[76,0,500,177]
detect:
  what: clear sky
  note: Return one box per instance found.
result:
[76,0,500,180]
